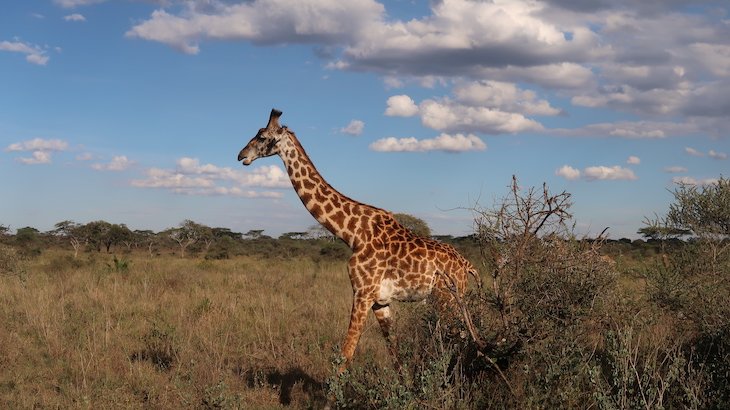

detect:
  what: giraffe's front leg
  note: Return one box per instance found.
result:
[339,293,372,373]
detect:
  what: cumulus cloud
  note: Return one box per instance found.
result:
[672,176,718,186]
[386,82,556,135]
[555,165,581,180]
[708,150,727,160]
[419,99,543,134]
[453,80,562,116]
[584,166,637,181]
[119,0,730,141]
[54,0,106,8]
[63,13,86,22]
[684,146,704,157]
[340,0,602,81]
[340,119,364,136]
[131,157,290,197]
[125,0,385,54]
[17,151,52,165]
[91,155,134,171]
[370,133,486,153]
[556,164,637,181]
[554,121,697,139]
[385,95,419,117]
[626,156,640,165]
[0,40,49,65]
[5,138,68,152]
[5,138,68,165]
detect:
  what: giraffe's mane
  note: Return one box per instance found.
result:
[285,129,391,218]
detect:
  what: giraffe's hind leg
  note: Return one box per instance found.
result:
[372,303,401,370]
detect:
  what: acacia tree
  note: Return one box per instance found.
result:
[307,224,335,241]
[53,220,86,258]
[197,224,215,256]
[134,230,158,257]
[393,213,432,237]
[657,177,730,274]
[167,220,201,258]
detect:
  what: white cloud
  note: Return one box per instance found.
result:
[370,133,486,153]
[0,40,49,65]
[340,119,364,136]
[131,157,290,197]
[91,155,134,171]
[173,187,283,198]
[583,166,637,181]
[554,121,697,139]
[385,95,419,117]
[453,80,561,116]
[672,176,718,186]
[126,0,385,54]
[556,164,638,181]
[684,146,704,157]
[54,0,105,8]
[17,151,52,165]
[131,168,214,189]
[708,150,727,160]
[5,138,68,165]
[478,63,594,90]
[76,152,93,161]
[339,0,602,83]
[419,99,543,134]
[626,156,640,165]
[63,13,86,22]
[555,165,581,180]
[5,138,68,152]
[664,166,688,173]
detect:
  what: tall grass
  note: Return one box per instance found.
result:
[0,250,393,408]
[1,243,727,408]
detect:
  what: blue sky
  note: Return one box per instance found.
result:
[1,0,728,239]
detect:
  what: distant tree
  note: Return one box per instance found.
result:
[15,227,39,245]
[280,232,308,240]
[134,229,158,257]
[432,234,454,242]
[195,224,215,256]
[637,225,691,241]
[212,227,242,240]
[15,227,41,256]
[0,224,10,244]
[307,224,335,241]
[167,220,201,258]
[243,229,267,240]
[393,213,432,238]
[53,220,86,258]
[105,223,132,253]
[84,221,112,252]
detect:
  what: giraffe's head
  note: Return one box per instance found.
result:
[238,108,287,166]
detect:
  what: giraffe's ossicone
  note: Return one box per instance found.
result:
[238,109,480,370]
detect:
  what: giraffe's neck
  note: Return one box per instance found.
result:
[277,132,366,249]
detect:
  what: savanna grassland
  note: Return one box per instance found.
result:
[0,249,367,408]
[1,178,728,409]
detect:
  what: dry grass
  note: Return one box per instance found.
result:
[0,250,394,409]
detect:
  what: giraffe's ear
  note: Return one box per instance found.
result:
[267,109,283,129]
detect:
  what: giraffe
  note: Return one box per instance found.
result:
[238,109,480,370]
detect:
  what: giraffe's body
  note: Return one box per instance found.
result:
[239,109,478,368]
